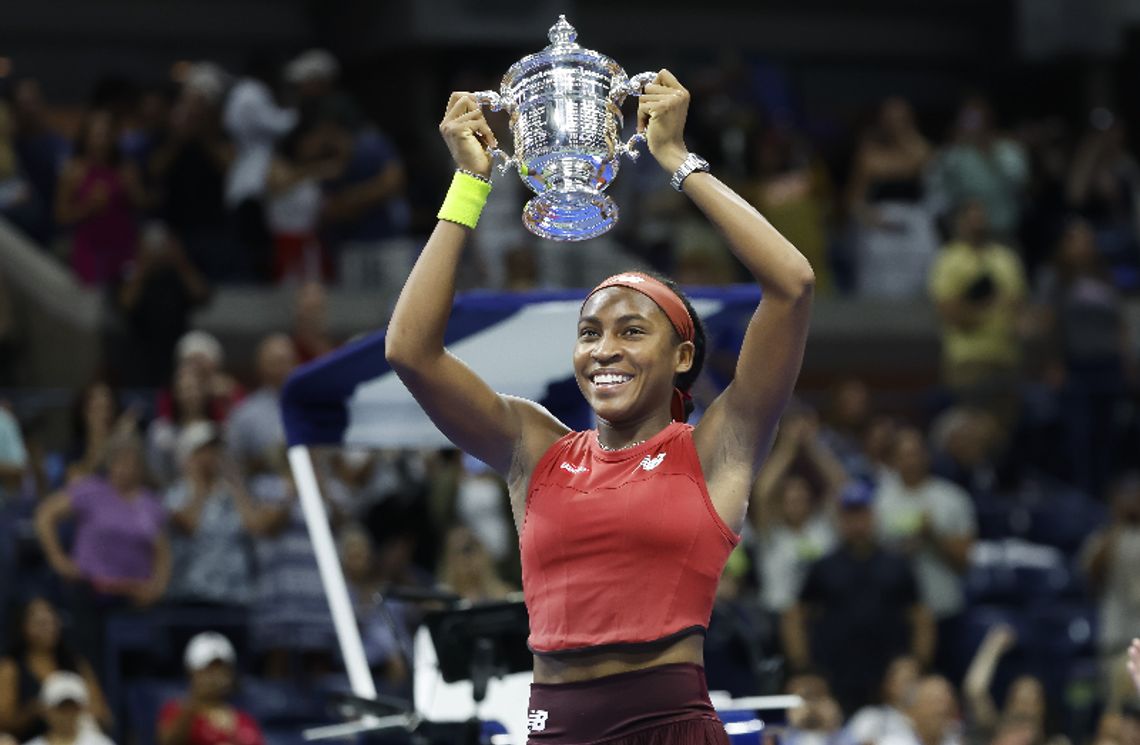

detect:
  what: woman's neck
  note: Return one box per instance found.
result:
[595,411,672,451]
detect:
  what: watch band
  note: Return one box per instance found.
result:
[670,152,710,192]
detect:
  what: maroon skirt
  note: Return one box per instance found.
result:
[525,663,728,745]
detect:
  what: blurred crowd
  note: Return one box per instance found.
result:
[0,46,1137,745]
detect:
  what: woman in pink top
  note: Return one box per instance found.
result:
[55,110,151,285]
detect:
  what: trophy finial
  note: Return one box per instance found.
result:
[548,15,577,46]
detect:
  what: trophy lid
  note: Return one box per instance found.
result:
[499,15,626,96]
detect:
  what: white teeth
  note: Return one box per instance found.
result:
[593,373,632,386]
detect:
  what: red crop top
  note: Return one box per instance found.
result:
[520,421,740,654]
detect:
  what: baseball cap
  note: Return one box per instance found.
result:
[176,421,221,465]
[839,480,876,509]
[284,49,340,84]
[40,671,89,707]
[184,631,236,671]
[175,330,224,366]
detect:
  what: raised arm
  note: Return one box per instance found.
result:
[385,93,567,500]
[639,71,815,527]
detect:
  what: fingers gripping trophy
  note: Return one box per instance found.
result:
[439,15,699,240]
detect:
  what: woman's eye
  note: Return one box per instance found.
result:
[624,327,645,336]
[578,328,598,338]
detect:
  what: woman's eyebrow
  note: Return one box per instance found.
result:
[578,313,650,325]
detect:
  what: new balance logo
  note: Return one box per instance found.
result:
[560,462,588,474]
[639,453,666,471]
[527,709,549,732]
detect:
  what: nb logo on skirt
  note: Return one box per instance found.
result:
[527,709,549,732]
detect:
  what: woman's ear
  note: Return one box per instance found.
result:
[675,340,695,375]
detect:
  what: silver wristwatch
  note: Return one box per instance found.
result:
[670,152,710,192]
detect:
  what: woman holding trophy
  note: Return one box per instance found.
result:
[386,65,814,743]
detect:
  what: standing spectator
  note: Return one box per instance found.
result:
[283,49,341,116]
[115,221,211,386]
[782,674,854,745]
[751,412,845,615]
[782,482,935,714]
[55,110,150,286]
[879,676,963,745]
[225,333,296,474]
[1066,111,1140,268]
[928,406,1003,498]
[248,456,338,678]
[265,124,335,283]
[438,526,514,603]
[149,64,234,280]
[0,101,46,241]
[962,625,1051,745]
[157,632,264,745]
[847,97,938,299]
[0,597,112,738]
[164,423,256,607]
[223,58,297,280]
[34,434,170,672]
[1035,219,1132,496]
[8,78,69,243]
[146,365,212,487]
[1081,474,1140,688]
[65,382,137,483]
[846,656,922,745]
[20,672,114,745]
[929,200,1028,423]
[818,378,877,481]
[930,96,1029,242]
[315,111,410,298]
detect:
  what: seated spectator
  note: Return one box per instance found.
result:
[22,672,114,745]
[146,365,212,486]
[751,411,844,614]
[928,200,1028,426]
[35,432,169,606]
[225,334,296,475]
[0,403,28,500]
[115,221,211,386]
[55,109,152,286]
[874,426,976,624]
[171,331,243,422]
[930,96,1028,242]
[1080,474,1140,688]
[340,524,412,688]
[164,423,256,607]
[438,526,514,603]
[783,673,854,745]
[963,625,1052,745]
[846,655,921,745]
[847,96,938,299]
[291,281,337,364]
[782,481,935,714]
[248,454,338,678]
[158,632,264,745]
[880,675,962,745]
[0,597,112,738]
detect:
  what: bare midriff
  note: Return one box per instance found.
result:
[531,632,704,684]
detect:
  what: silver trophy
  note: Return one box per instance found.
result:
[474,16,655,241]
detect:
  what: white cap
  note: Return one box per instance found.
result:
[183,61,230,103]
[175,330,224,366]
[40,671,89,707]
[285,49,340,84]
[176,421,220,465]
[184,631,236,671]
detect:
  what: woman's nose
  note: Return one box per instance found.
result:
[590,333,621,362]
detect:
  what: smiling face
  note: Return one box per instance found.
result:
[574,287,693,426]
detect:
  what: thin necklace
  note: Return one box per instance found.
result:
[596,435,648,452]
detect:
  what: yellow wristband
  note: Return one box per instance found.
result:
[437,170,492,229]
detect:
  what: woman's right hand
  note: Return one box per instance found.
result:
[439,92,497,179]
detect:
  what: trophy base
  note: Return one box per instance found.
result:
[522,192,618,242]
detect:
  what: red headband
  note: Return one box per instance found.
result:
[583,272,696,422]
[584,273,695,342]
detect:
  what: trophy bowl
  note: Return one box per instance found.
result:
[474,16,655,241]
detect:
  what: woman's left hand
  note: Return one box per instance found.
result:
[637,69,691,175]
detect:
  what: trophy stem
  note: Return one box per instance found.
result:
[522,192,619,242]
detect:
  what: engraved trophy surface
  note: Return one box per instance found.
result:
[474,16,655,241]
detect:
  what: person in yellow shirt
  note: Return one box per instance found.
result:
[928,200,1027,420]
